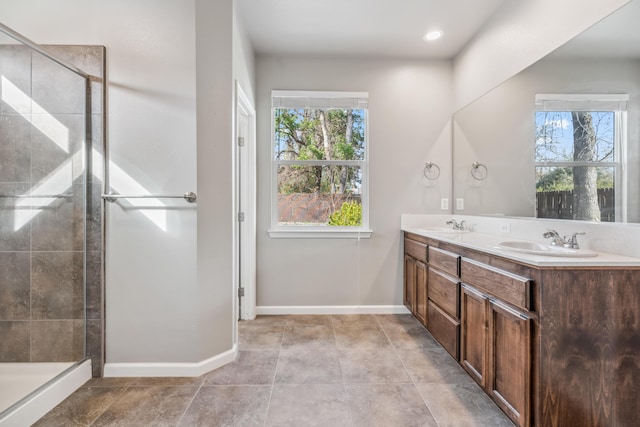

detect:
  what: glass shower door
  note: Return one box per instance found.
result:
[0,32,89,413]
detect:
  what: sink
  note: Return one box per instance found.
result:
[496,241,598,257]
[415,227,470,234]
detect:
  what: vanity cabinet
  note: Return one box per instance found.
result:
[459,284,489,386]
[488,298,531,427]
[402,231,640,427]
[460,257,533,427]
[426,246,460,359]
[403,237,427,325]
[460,283,531,427]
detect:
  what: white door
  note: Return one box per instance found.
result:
[236,83,256,320]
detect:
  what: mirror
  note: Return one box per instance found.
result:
[453,1,640,223]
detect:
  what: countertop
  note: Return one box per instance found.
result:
[402,226,640,267]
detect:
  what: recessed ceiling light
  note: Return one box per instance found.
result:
[423,30,443,42]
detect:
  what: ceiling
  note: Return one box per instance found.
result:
[236,0,507,59]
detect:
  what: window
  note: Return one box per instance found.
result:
[269,90,370,238]
[534,94,628,222]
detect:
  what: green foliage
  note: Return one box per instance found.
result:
[274,107,365,194]
[536,167,573,191]
[536,167,615,192]
[328,201,362,226]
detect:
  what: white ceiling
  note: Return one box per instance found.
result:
[237,0,507,59]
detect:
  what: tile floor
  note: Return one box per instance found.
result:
[34,314,514,426]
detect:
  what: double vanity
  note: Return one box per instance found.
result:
[401,215,640,427]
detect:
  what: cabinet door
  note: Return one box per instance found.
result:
[488,300,531,427]
[428,300,460,359]
[404,255,416,312]
[415,260,428,325]
[460,284,488,387]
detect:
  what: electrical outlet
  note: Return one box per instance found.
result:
[500,223,511,233]
[440,198,449,210]
[456,198,464,210]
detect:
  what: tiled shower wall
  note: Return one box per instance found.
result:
[0,45,105,377]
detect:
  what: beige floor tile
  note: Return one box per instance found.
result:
[338,347,411,384]
[275,347,342,384]
[239,315,290,327]
[131,376,204,386]
[35,314,515,426]
[281,324,337,349]
[238,325,284,349]
[397,347,473,384]
[416,382,515,427]
[334,324,391,349]
[331,314,379,327]
[91,385,199,426]
[375,313,422,327]
[345,383,438,427]
[265,384,352,427]
[381,323,440,349]
[33,386,127,427]
[282,314,334,326]
[179,385,270,427]
[203,350,278,385]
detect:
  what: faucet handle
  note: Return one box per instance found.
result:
[567,232,586,249]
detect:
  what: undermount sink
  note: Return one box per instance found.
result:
[415,227,470,234]
[496,241,598,258]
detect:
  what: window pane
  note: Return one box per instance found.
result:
[277,165,362,226]
[274,108,365,161]
[535,111,615,162]
[536,166,615,221]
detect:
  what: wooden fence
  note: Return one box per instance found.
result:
[536,188,614,221]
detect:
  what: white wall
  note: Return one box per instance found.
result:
[453,0,630,111]
[233,6,256,105]
[0,0,252,369]
[256,56,452,309]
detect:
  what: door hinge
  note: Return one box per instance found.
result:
[237,136,245,147]
[238,212,245,222]
[238,287,245,297]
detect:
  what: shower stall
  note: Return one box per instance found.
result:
[0,23,104,425]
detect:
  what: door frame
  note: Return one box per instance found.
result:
[234,81,257,322]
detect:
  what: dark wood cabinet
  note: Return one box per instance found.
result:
[403,254,416,311]
[414,260,427,324]
[488,299,531,427]
[402,231,640,427]
[403,237,427,325]
[460,284,488,387]
[427,300,459,358]
[425,246,461,358]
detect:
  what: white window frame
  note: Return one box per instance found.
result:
[269,90,371,238]
[534,93,628,221]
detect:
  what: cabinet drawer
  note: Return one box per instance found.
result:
[404,237,427,262]
[428,247,459,277]
[428,301,460,359]
[460,258,532,311]
[428,267,459,319]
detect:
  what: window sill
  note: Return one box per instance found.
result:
[268,229,373,239]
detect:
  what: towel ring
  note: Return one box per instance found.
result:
[423,162,440,180]
[471,162,488,180]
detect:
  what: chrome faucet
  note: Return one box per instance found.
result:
[446,219,466,231]
[543,229,585,249]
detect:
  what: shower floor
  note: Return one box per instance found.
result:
[0,362,74,413]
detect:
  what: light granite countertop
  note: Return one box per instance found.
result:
[402,225,640,267]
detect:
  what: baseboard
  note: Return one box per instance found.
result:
[256,305,410,315]
[103,345,237,378]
